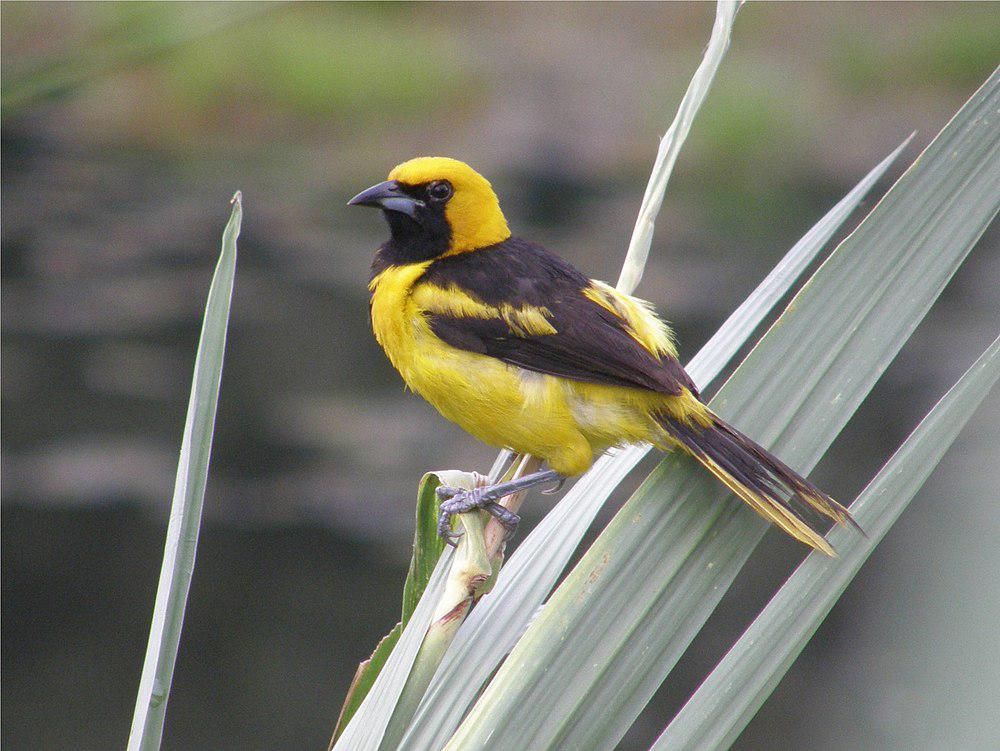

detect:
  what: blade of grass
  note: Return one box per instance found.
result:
[378,457,542,750]
[403,473,452,624]
[331,471,455,744]
[397,137,911,751]
[332,470,488,751]
[332,546,456,750]
[332,625,403,747]
[379,505,494,751]
[127,192,242,751]
[617,0,742,293]
[444,70,999,751]
[654,335,1000,751]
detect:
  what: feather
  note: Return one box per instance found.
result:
[658,410,857,555]
[418,238,698,396]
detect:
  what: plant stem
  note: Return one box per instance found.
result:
[378,474,496,749]
[482,454,543,559]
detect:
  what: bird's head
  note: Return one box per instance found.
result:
[349,157,510,259]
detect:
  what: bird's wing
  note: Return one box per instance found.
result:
[415,238,698,397]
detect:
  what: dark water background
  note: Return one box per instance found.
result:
[3,3,999,749]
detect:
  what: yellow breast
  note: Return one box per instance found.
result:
[369,261,537,427]
[369,261,434,381]
[368,263,590,473]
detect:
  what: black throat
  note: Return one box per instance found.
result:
[370,207,452,280]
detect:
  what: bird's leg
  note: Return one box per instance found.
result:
[436,469,563,545]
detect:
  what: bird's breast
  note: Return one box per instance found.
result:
[368,261,434,378]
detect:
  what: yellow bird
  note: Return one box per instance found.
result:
[349,157,857,554]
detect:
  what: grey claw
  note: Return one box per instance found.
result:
[440,487,487,516]
[438,509,464,546]
[436,485,459,501]
[541,477,566,495]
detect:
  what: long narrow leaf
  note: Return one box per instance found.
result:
[617,0,741,293]
[403,473,451,624]
[332,625,402,746]
[333,547,456,749]
[446,71,999,751]
[333,470,490,750]
[332,471,453,744]
[127,193,242,751]
[379,476,492,751]
[654,336,1000,751]
[397,137,911,751]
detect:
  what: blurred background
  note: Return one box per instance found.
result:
[3,2,998,749]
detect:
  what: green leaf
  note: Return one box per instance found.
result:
[331,624,403,746]
[396,136,912,751]
[127,192,242,751]
[653,336,1000,751]
[332,470,465,746]
[617,0,742,294]
[444,69,999,751]
[332,471,481,751]
[380,505,493,751]
[402,473,450,624]
[332,547,456,750]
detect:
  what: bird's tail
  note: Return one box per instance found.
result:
[657,410,860,555]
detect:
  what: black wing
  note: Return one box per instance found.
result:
[420,238,698,397]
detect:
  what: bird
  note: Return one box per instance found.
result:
[348,156,858,554]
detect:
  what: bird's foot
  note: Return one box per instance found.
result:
[436,484,521,546]
[434,469,564,546]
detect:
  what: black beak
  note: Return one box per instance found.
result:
[347,180,424,219]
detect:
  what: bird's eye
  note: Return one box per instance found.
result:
[427,180,454,202]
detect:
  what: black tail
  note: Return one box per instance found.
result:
[659,412,860,555]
